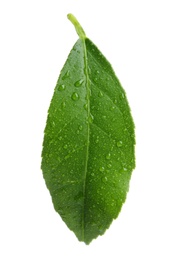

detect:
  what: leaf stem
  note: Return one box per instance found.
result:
[67,13,86,40]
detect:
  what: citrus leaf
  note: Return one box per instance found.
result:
[41,14,135,244]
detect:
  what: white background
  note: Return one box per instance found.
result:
[0,0,176,259]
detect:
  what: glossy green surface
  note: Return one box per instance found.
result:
[41,14,135,244]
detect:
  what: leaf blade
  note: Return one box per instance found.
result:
[41,15,135,244]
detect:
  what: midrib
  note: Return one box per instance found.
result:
[82,38,90,241]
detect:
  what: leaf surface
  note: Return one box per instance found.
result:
[41,14,135,244]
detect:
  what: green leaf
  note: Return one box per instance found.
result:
[41,14,135,244]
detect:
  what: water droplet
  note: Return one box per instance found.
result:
[58,84,66,91]
[110,106,115,111]
[89,113,94,123]
[96,70,100,74]
[102,176,108,183]
[76,130,80,134]
[121,93,125,99]
[88,67,91,74]
[84,103,88,110]
[98,91,103,97]
[58,136,62,140]
[131,158,135,165]
[79,125,83,131]
[123,167,128,172]
[95,138,99,144]
[61,101,66,108]
[49,140,54,145]
[106,153,111,160]
[96,189,102,195]
[131,133,135,138]
[74,79,84,87]
[107,163,112,168]
[91,173,95,177]
[64,154,70,160]
[114,99,118,104]
[64,144,68,149]
[71,92,79,101]
[62,70,70,80]
[99,166,105,172]
[117,141,123,147]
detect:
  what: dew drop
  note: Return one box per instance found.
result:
[84,103,88,110]
[58,136,62,141]
[94,77,98,82]
[49,140,54,145]
[98,91,103,97]
[102,176,108,182]
[131,133,135,138]
[88,67,91,74]
[71,92,79,101]
[121,93,125,99]
[99,166,105,172]
[107,163,112,168]
[114,99,118,104]
[64,154,70,160]
[62,70,70,80]
[74,79,84,87]
[89,113,94,123]
[96,189,100,195]
[95,138,99,144]
[79,125,83,131]
[131,158,135,164]
[106,153,111,160]
[117,140,123,147]
[61,101,66,108]
[64,144,68,149]
[58,84,66,91]
[98,226,104,235]
[110,106,115,111]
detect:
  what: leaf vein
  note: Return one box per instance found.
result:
[57,112,83,134]
[53,145,87,168]
[60,145,86,164]
[82,39,90,241]
[92,122,115,143]
[89,79,123,116]
[87,48,120,85]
